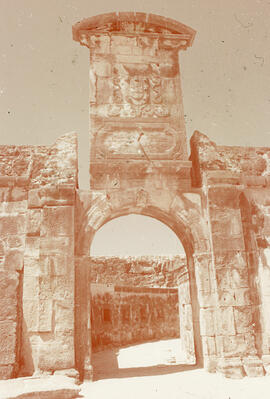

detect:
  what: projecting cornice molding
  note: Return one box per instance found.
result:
[73,12,196,50]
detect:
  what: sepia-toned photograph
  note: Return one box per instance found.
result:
[0,1,269,398]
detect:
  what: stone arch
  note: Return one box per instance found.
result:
[75,189,209,258]
[75,189,212,379]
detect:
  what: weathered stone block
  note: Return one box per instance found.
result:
[93,60,112,77]
[242,356,265,377]
[24,256,42,276]
[218,333,256,358]
[54,367,79,381]
[0,365,13,379]
[209,187,239,209]
[214,251,247,270]
[0,200,27,213]
[194,255,211,292]
[216,268,231,290]
[0,297,17,322]
[218,290,235,306]
[23,299,39,332]
[11,187,27,201]
[181,304,193,332]
[4,249,24,271]
[28,189,42,208]
[202,336,217,356]
[90,34,110,53]
[41,206,73,237]
[0,188,10,202]
[96,78,112,104]
[6,235,25,249]
[212,236,245,252]
[203,356,217,373]
[197,290,217,308]
[25,236,40,258]
[23,276,39,299]
[178,281,191,304]
[40,236,73,256]
[0,215,26,235]
[182,330,196,364]
[217,357,245,379]
[54,300,74,332]
[262,354,270,375]
[27,209,42,236]
[0,271,18,323]
[233,306,253,334]
[230,267,249,288]
[0,271,19,304]
[193,237,211,253]
[233,288,252,306]
[211,211,242,237]
[216,307,235,335]
[200,308,215,336]
[46,255,71,277]
[38,276,52,300]
[38,332,74,371]
[39,299,53,332]
[0,321,16,365]
[52,277,74,301]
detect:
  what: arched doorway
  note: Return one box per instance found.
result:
[90,214,190,379]
[74,200,206,381]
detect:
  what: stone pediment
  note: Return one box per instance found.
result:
[73,12,196,49]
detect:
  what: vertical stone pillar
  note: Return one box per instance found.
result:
[178,271,196,364]
[73,12,196,189]
[0,184,27,379]
[74,256,92,381]
[22,186,76,375]
[240,190,270,374]
[208,187,264,378]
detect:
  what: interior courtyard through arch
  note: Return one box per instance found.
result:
[0,12,270,383]
[89,214,195,380]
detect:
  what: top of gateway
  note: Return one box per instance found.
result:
[73,12,196,50]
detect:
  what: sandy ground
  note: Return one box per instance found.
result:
[1,339,270,399]
[81,339,270,399]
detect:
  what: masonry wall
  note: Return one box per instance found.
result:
[190,131,270,377]
[1,129,270,379]
[88,256,185,352]
[0,133,78,379]
[89,256,187,287]
[1,11,270,381]
[91,284,179,351]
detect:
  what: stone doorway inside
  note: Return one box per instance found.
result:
[89,214,197,380]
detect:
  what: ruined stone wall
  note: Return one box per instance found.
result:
[1,11,270,382]
[0,133,78,379]
[190,131,270,377]
[88,256,184,352]
[91,284,179,351]
[89,255,187,287]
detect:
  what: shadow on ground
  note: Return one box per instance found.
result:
[92,344,200,381]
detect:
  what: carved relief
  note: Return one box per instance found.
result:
[82,21,179,35]
[94,123,181,160]
[136,188,149,207]
[107,63,170,118]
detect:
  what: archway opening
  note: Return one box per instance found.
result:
[91,214,186,256]
[88,214,196,380]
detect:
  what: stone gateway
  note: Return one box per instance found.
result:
[0,12,270,381]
